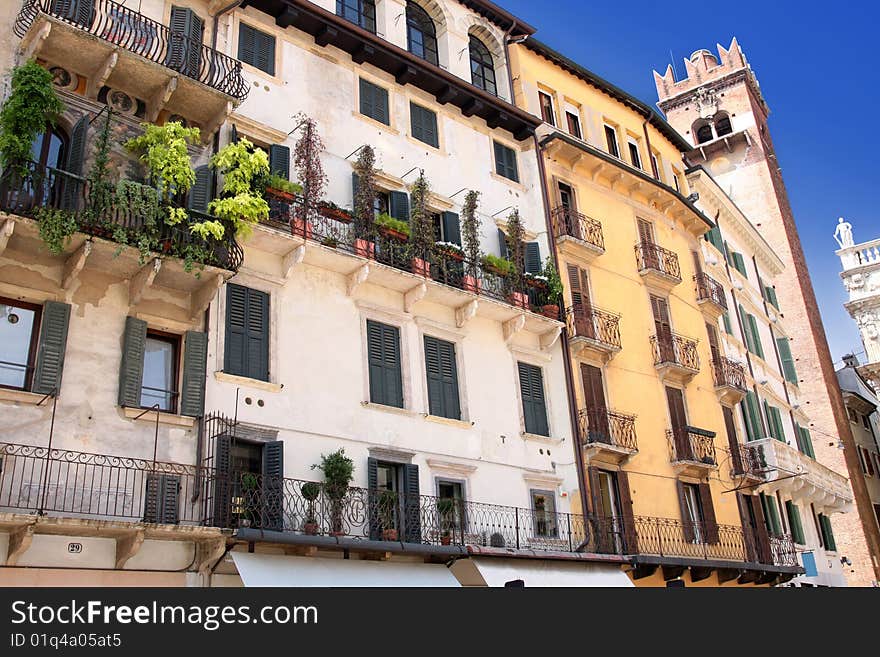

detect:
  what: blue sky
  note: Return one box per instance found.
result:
[499,0,878,365]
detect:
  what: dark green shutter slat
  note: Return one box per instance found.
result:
[32,301,71,395]
[261,441,284,530]
[403,463,421,542]
[424,336,459,420]
[238,23,257,65]
[60,114,88,209]
[359,78,388,125]
[389,192,409,223]
[367,320,402,408]
[424,336,443,416]
[747,314,764,359]
[118,316,147,407]
[519,362,548,436]
[188,165,213,212]
[410,103,438,148]
[269,144,290,180]
[180,330,207,417]
[525,242,541,274]
[167,7,202,77]
[247,288,270,381]
[224,284,269,381]
[440,212,460,246]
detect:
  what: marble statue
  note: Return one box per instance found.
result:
[834,217,854,248]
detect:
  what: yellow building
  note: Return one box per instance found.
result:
[509,40,800,586]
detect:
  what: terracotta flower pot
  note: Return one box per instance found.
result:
[292,217,313,240]
[510,291,529,309]
[319,206,352,223]
[379,225,408,242]
[382,528,399,541]
[412,257,431,278]
[462,274,480,294]
[541,304,560,320]
[266,186,296,203]
[355,238,375,259]
[303,522,318,535]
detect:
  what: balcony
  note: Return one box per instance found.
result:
[258,195,561,341]
[578,408,638,464]
[730,443,766,485]
[712,357,747,404]
[752,438,853,512]
[14,0,248,132]
[651,332,700,384]
[694,272,728,319]
[635,242,681,292]
[668,426,717,476]
[565,306,621,362]
[550,206,604,261]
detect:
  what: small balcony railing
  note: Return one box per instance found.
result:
[577,408,638,452]
[635,242,681,280]
[0,161,243,271]
[731,443,765,479]
[651,333,700,371]
[668,427,717,466]
[14,0,249,101]
[712,357,746,391]
[565,306,621,350]
[550,206,604,252]
[694,272,727,310]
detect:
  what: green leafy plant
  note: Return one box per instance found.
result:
[481,253,513,276]
[112,179,160,263]
[353,144,377,240]
[264,172,302,196]
[311,448,354,500]
[407,169,432,260]
[35,207,78,255]
[505,209,526,289]
[125,121,201,210]
[375,211,410,237]
[0,61,63,174]
[208,137,270,238]
[461,190,481,275]
[86,108,115,220]
[542,257,563,304]
[301,482,321,525]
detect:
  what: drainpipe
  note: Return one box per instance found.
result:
[501,21,528,105]
[640,113,659,180]
[533,134,589,517]
[211,1,243,51]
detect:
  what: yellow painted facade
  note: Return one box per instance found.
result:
[510,42,769,586]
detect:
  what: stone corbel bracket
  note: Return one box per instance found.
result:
[503,313,526,342]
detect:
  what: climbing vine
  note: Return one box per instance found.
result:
[408,170,433,260]
[353,144,377,240]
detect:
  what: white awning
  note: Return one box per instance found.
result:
[230,552,461,587]
[451,557,634,587]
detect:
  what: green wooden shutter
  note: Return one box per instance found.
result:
[359,79,388,125]
[118,316,147,407]
[798,426,815,458]
[367,320,403,408]
[819,514,837,551]
[760,493,782,536]
[742,390,762,441]
[424,336,460,420]
[747,314,764,359]
[359,78,375,118]
[519,362,549,436]
[440,212,461,246]
[705,224,724,252]
[410,103,438,148]
[764,285,779,310]
[494,142,519,182]
[525,242,541,274]
[143,474,180,524]
[239,24,276,76]
[224,284,269,382]
[238,22,256,66]
[32,301,71,395]
[722,311,733,335]
[261,441,284,530]
[60,114,88,209]
[777,337,798,385]
[732,252,748,278]
[785,501,805,544]
[212,434,232,527]
[389,192,409,223]
[403,463,421,543]
[269,144,290,180]
[188,165,213,212]
[180,330,207,417]
[367,457,380,539]
[167,7,203,78]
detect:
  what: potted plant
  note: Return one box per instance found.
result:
[320,234,339,248]
[353,145,377,259]
[489,532,506,548]
[436,498,455,545]
[301,481,321,535]
[461,190,481,293]
[376,212,410,241]
[264,173,302,203]
[407,170,432,278]
[505,209,528,309]
[379,489,399,541]
[293,112,328,225]
[540,258,563,320]
[481,253,512,278]
[311,448,354,536]
[237,472,259,528]
[435,241,464,261]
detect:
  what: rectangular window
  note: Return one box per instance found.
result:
[494,141,519,182]
[518,361,549,436]
[238,23,276,75]
[410,102,438,148]
[538,91,556,126]
[530,489,558,537]
[671,169,682,192]
[424,335,460,420]
[359,77,389,125]
[367,320,403,408]
[566,111,582,138]
[0,298,41,390]
[224,284,270,382]
[337,0,376,33]
[604,125,620,158]
[141,331,179,413]
[627,139,642,170]
[650,152,660,180]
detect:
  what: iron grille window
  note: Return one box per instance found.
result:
[238,23,275,75]
[494,141,519,182]
[469,35,496,95]
[405,1,438,65]
[359,78,390,125]
[336,0,376,33]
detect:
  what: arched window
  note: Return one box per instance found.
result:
[693,120,714,144]
[406,2,438,65]
[715,113,732,137]
[469,35,496,95]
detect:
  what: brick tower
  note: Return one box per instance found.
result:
[654,40,880,585]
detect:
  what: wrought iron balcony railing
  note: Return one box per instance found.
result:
[694,272,727,310]
[635,242,681,280]
[668,427,717,466]
[651,332,700,371]
[712,357,747,391]
[0,439,796,567]
[14,0,249,101]
[730,443,765,479]
[565,306,621,349]
[264,194,553,311]
[550,206,604,252]
[577,408,638,452]
[0,161,243,271]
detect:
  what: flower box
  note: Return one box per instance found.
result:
[509,291,529,309]
[355,238,375,259]
[412,257,431,278]
[379,225,408,242]
[319,205,352,223]
[265,186,297,203]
